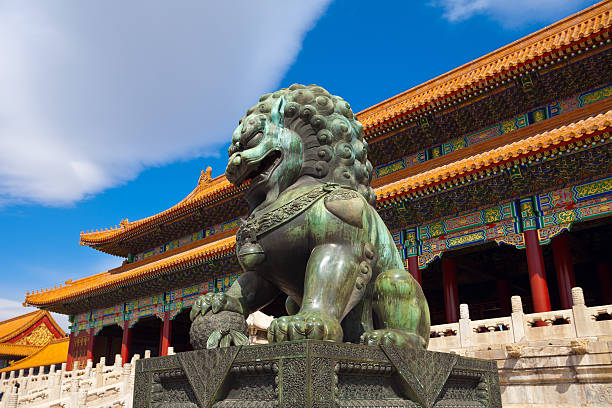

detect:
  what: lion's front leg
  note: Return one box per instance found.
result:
[268,243,370,343]
[360,269,430,349]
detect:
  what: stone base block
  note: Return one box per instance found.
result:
[134,340,501,408]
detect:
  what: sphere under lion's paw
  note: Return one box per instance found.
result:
[189,311,248,350]
[360,329,427,349]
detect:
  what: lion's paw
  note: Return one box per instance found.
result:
[267,312,342,343]
[360,329,426,349]
[190,292,244,321]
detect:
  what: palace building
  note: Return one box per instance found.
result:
[23,1,612,371]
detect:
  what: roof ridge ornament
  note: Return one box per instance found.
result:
[198,166,213,186]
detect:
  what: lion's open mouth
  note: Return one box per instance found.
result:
[239,150,282,186]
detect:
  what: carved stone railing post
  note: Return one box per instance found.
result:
[95,357,105,388]
[23,368,33,393]
[26,368,34,390]
[122,362,132,394]
[70,366,80,408]
[510,295,526,342]
[459,303,472,348]
[571,287,592,337]
[128,355,139,408]
[78,388,87,407]
[121,361,134,408]
[58,362,67,400]
[49,365,62,401]
[85,359,93,380]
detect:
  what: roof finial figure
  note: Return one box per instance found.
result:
[199,167,213,186]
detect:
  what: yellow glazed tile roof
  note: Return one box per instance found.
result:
[375,110,612,200]
[79,168,246,246]
[0,343,41,358]
[0,338,68,372]
[357,1,612,131]
[0,311,46,343]
[26,235,237,306]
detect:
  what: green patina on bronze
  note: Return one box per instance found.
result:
[190,84,430,349]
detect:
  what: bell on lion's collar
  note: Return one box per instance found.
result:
[237,241,266,269]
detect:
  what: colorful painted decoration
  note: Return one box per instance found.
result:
[396,175,612,269]
[132,217,241,262]
[374,83,612,179]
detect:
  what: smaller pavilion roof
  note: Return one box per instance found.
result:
[0,338,68,373]
[0,311,64,344]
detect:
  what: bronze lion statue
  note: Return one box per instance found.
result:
[190,84,430,349]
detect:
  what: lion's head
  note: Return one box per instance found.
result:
[226,84,375,212]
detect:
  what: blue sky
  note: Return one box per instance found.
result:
[0,0,597,329]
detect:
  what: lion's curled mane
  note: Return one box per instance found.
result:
[235,84,376,205]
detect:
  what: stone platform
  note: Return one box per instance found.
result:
[133,340,501,408]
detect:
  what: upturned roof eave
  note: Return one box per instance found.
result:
[25,235,238,310]
[79,174,247,256]
[356,1,611,132]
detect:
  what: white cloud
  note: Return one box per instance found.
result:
[431,0,594,27]
[0,1,331,206]
[0,298,70,332]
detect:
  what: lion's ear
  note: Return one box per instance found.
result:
[270,95,286,127]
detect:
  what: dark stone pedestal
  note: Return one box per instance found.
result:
[134,340,501,408]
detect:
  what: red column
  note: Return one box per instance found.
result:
[496,280,511,316]
[524,229,551,313]
[86,329,95,362]
[408,256,421,285]
[66,332,75,370]
[442,258,459,323]
[158,324,164,355]
[598,264,612,304]
[160,313,172,357]
[121,323,132,365]
[552,233,576,309]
